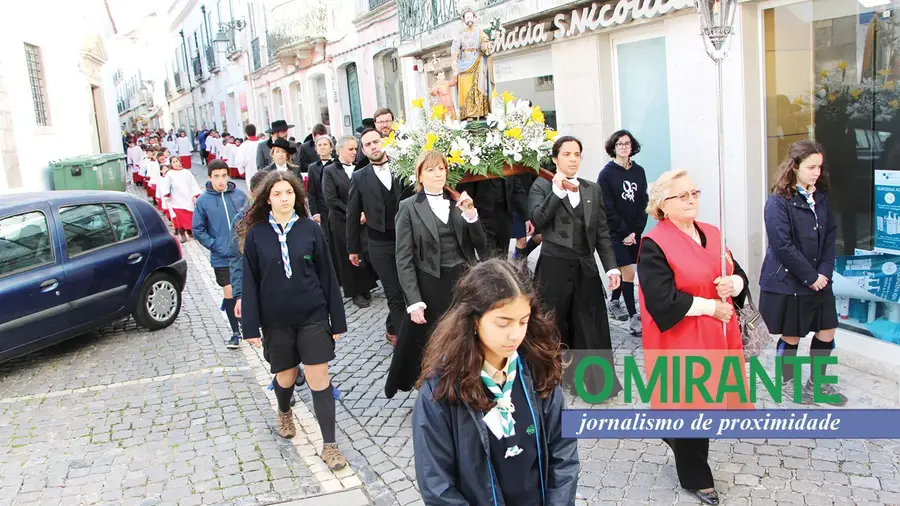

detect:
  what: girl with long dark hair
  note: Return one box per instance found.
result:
[235,171,349,470]
[413,258,578,505]
[760,140,847,406]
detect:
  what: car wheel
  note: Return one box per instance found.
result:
[133,272,182,330]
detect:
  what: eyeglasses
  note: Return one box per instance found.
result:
[664,189,701,202]
[616,141,632,148]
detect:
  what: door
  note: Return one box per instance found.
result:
[346,63,362,131]
[58,202,151,328]
[0,207,71,353]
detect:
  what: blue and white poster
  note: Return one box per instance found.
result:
[833,254,900,344]
[874,170,900,254]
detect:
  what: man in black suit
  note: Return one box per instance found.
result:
[298,123,329,174]
[457,175,529,258]
[323,136,378,307]
[346,128,414,345]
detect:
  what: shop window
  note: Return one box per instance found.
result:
[496,75,557,130]
[764,3,900,343]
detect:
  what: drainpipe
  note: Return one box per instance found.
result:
[180,29,201,138]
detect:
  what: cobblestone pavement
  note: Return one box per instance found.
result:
[2,158,900,506]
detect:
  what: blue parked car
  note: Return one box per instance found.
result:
[0,191,187,362]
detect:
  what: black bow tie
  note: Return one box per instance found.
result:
[342,163,353,168]
[425,192,443,197]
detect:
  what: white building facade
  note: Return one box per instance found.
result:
[396,0,900,368]
[0,1,120,192]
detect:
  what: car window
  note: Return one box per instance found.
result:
[0,211,54,277]
[105,203,138,242]
[60,204,117,257]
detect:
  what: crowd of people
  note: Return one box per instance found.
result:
[125,111,847,504]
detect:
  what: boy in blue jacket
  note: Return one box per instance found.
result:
[193,160,248,349]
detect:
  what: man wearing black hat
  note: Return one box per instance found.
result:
[256,120,301,171]
[354,117,377,168]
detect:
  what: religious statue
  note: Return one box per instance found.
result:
[450,6,495,120]
[430,55,457,120]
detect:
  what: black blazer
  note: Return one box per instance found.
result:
[322,161,358,221]
[307,158,332,217]
[457,177,528,215]
[298,140,318,173]
[261,162,300,177]
[395,191,487,306]
[256,140,301,171]
[346,164,415,253]
[528,177,617,273]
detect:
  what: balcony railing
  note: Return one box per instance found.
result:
[266,31,277,61]
[268,0,332,55]
[174,71,183,92]
[192,56,203,80]
[206,45,217,72]
[369,0,391,9]
[397,0,458,41]
[225,27,238,55]
[164,80,171,97]
[250,37,261,71]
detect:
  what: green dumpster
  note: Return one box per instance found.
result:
[51,153,127,191]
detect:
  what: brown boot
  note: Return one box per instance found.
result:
[277,409,296,439]
[321,443,348,470]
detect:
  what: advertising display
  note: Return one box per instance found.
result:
[833,253,900,344]
[874,170,900,255]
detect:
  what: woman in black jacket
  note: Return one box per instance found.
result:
[413,258,578,505]
[385,150,486,398]
[759,140,846,406]
[235,171,349,471]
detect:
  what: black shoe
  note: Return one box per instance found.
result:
[362,291,372,301]
[352,295,371,308]
[295,368,306,387]
[691,489,719,505]
[226,335,241,349]
[804,379,848,406]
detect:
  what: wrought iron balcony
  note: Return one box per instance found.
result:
[174,72,183,92]
[369,0,391,9]
[268,0,331,56]
[192,56,203,80]
[397,0,458,41]
[266,31,277,61]
[206,45,217,72]
[250,37,261,71]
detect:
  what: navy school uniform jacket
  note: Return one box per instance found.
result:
[759,190,837,295]
[412,359,579,505]
[240,217,346,339]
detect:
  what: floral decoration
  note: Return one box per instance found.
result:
[384,92,557,187]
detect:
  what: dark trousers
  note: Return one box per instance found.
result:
[329,215,377,297]
[480,207,512,259]
[368,238,405,336]
[384,263,467,398]
[536,254,621,395]
[663,438,714,490]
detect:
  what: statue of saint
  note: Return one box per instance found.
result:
[450,6,494,120]
[430,66,457,120]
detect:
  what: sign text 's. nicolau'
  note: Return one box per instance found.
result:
[493,0,695,53]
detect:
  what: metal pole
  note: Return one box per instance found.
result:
[715,58,727,336]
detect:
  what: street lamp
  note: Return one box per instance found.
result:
[213,19,248,52]
[695,0,738,333]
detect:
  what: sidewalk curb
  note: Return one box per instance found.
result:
[263,488,371,506]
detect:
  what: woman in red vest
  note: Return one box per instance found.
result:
[637,169,753,505]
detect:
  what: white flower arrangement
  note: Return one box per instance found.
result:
[383,91,558,188]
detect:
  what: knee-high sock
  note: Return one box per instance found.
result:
[621,282,636,316]
[223,297,240,335]
[776,338,800,382]
[523,237,540,256]
[810,335,835,380]
[611,288,622,302]
[311,383,337,444]
[273,379,293,413]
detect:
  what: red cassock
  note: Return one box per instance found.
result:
[639,219,754,411]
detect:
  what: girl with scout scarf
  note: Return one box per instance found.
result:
[412,259,578,505]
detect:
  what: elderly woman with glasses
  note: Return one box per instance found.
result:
[636,169,753,506]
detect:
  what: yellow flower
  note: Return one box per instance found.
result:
[850,88,862,99]
[448,150,465,165]
[885,80,896,91]
[412,98,425,109]
[828,93,838,103]
[431,104,447,120]
[890,100,900,110]
[545,129,559,141]
[819,69,829,79]
[501,90,516,104]
[423,132,439,151]
[492,89,499,99]
[382,131,397,147]
[504,127,523,139]
[837,60,848,71]
[530,106,545,124]
[880,68,893,77]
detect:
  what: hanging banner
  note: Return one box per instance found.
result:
[874,170,900,254]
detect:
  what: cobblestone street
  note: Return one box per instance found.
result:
[1,162,900,505]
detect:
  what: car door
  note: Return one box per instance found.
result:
[59,201,151,328]
[0,206,71,354]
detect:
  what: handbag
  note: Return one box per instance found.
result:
[737,290,771,361]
